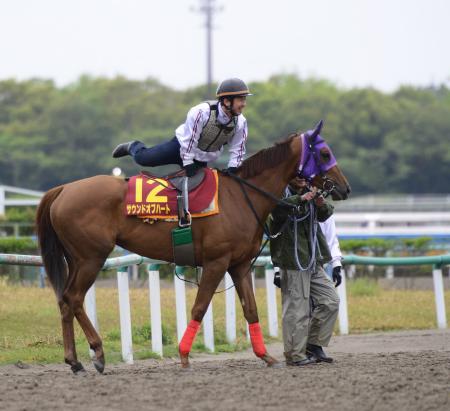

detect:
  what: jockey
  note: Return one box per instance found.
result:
[112,78,251,177]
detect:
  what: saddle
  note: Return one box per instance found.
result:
[141,167,207,227]
[141,168,206,192]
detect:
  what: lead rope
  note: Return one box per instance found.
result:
[175,174,329,291]
[177,198,294,293]
[174,235,271,294]
[292,201,319,272]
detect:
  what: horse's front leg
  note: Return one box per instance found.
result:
[229,262,280,367]
[179,257,228,368]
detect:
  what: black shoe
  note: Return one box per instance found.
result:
[306,353,321,363]
[112,141,137,158]
[306,344,333,363]
[287,357,316,367]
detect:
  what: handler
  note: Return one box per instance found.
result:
[270,177,340,366]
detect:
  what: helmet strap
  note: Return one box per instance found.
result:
[222,97,238,117]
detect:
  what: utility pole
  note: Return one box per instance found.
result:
[192,0,222,99]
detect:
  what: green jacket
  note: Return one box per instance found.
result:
[269,195,333,270]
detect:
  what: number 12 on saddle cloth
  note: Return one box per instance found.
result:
[124,168,219,220]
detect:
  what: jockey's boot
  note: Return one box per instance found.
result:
[112,141,140,158]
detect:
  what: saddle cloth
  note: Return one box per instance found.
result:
[125,168,219,220]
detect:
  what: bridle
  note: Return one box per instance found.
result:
[296,127,338,199]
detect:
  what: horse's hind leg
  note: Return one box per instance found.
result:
[64,258,106,374]
[58,300,84,374]
[229,263,279,367]
[57,257,84,374]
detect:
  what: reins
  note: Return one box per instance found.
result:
[176,171,297,293]
[172,127,339,291]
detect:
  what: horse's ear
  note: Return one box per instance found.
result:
[310,119,324,140]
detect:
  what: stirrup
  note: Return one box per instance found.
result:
[178,176,192,227]
[179,211,192,228]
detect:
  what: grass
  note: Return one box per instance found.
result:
[347,277,381,297]
[0,277,449,365]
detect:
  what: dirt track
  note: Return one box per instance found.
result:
[0,330,449,411]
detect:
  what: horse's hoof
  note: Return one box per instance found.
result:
[261,353,280,368]
[180,353,190,369]
[93,359,105,374]
[71,362,86,376]
[180,360,191,370]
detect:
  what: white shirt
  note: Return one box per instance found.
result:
[319,214,343,268]
[175,102,248,167]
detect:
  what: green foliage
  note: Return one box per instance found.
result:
[4,207,36,222]
[340,237,432,255]
[192,341,207,351]
[161,325,173,345]
[108,324,174,346]
[1,75,450,194]
[132,324,152,343]
[105,329,121,341]
[0,237,37,253]
[340,239,370,253]
[133,350,162,360]
[401,237,432,254]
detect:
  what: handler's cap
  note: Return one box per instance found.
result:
[216,78,253,97]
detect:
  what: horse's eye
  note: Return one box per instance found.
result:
[320,148,331,163]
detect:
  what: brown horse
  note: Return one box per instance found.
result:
[36,124,350,374]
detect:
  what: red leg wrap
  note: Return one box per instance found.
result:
[249,322,267,358]
[179,320,201,355]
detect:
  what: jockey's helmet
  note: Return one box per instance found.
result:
[216,78,253,98]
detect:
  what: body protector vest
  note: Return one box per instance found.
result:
[197,101,237,152]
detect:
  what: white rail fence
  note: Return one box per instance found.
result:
[87,262,283,364]
[84,261,446,364]
[0,253,447,364]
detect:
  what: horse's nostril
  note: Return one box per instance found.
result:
[347,185,352,194]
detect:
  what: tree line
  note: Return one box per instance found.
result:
[0,74,449,194]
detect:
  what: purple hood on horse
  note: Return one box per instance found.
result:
[298,120,337,179]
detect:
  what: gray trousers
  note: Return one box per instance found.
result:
[280,266,340,362]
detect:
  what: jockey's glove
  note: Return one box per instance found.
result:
[184,163,198,177]
[332,266,342,287]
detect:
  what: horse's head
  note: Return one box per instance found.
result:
[297,120,351,200]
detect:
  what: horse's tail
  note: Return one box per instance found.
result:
[35,186,67,301]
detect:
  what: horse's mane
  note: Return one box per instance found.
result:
[237,134,297,179]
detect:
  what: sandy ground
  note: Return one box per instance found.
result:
[0,329,449,411]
